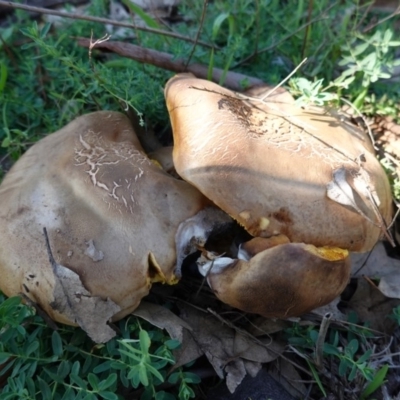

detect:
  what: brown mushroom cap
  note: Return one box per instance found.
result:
[199,243,350,318]
[165,74,392,252]
[0,111,207,342]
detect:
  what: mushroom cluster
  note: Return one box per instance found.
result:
[0,76,392,342]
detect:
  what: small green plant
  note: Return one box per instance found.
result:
[360,365,389,400]
[289,27,400,110]
[380,157,400,200]
[285,314,385,397]
[0,293,200,400]
[323,335,374,381]
[338,28,400,109]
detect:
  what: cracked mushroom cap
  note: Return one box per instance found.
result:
[165,75,392,252]
[198,240,350,318]
[0,111,207,342]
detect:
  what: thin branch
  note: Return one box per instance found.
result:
[340,97,376,149]
[315,312,332,370]
[0,0,215,48]
[184,0,208,69]
[88,31,111,69]
[363,5,400,33]
[259,58,307,101]
[76,38,266,90]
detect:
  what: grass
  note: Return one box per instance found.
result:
[0,0,400,399]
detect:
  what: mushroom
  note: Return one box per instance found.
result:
[198,243,350,318]
[0,111,210,342]
[165,74,392,318]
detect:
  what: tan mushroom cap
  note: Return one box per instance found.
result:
[0,111,207,342]
[165,74,392,252]
[200,242,350,318]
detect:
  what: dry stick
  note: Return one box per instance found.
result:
[76,38,266,91]
[184,0,209,69]
[363,5,400,33]
[259,57,307,101]
[315,312,332,370]
[43,227,57,270]
[235,1,337,67]
[0,0,214,48]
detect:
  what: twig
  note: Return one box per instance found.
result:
[0,0,214,48]
[369,336,393,359]
[315,312,332,370]
[88,31,111,68]
[76,38,266,91]
[184,0,208,69]
[194,259,214,299]
[388,205,400,230]
[43,227,57,269]
[363,5,400,33]
[259,58,307,101]
[352,243,375,277]
[340,97,376,150]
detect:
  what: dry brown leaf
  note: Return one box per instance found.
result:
[132,301,192,342]
[346,278,400,332]
[267,358,307,399]
[327,167,378,227]
[177,303,282,393]
[51,253,120,343]
[171,328,203,371]
[247,317,291,336]
[351,241,400,278]
[233,332,281,363]
[225,360,248,393]
[243,359,262,378]
[133,301,204,373]
[206,368,296,400]
[378,273,400,299]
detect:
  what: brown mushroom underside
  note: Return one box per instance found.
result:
[0,111,207,342]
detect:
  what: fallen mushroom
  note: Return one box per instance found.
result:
[0,111,213,342]
[197,242,350,318]
[165,74,393,318]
